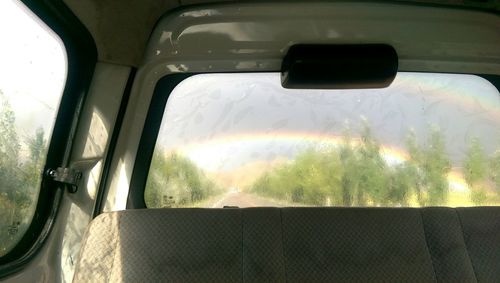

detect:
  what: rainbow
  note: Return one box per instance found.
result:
[163,72,500,194]
[394,73,500,120]
[171,131,470,192]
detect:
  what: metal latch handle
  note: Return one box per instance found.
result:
[47,167,82,193]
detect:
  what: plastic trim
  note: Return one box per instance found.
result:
[93,68,137,218]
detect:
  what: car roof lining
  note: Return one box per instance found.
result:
[63,0,500,67]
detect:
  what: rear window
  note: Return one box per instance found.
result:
[144,73,500,208]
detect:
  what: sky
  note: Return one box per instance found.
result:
[0,0,66,145]
[156,73,500,172]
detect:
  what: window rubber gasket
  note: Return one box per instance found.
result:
[126,72,500,210]
[128,73,193,209]
[0,0,96,276]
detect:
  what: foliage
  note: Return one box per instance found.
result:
[423,126,452,205]
[406,126,452,206]
[251,123,460,207]
[0,91,21,196]
[145,151,223,208]
[252,148,343,205]
[490,149,500,193]
[0,92,46,257]
[463,138,488,204]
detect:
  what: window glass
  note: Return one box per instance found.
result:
[145,73,500,208]
[0,0,66,256]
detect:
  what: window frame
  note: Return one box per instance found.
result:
[0,0,96,276]
[127,72,500,210]
[128,74,192,209]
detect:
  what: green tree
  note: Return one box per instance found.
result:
[0,92,22,205]
[23,127,46,188]
[463,138,488,204]
[385,165,412,206]
[252,121,415,207]
[405,130,425,205]
[252,121,417,207]
[339,126,357,206]
[490,149,500,194]
[250,147,344,206]
[423,126,451,205]
[250,123,454,208]
[0,91,27,257]
[405,126,451,205]
[357,121,387,205]
[145,151,222,208]
[0,94,50,257]
[0,91,21,194]
[293,148,342,205]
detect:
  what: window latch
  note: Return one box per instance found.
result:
[47,167,82,193]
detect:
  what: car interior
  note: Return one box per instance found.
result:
[1,0,500,282]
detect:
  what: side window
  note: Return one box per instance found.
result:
[144,73,500,208]
[0,0,66,256]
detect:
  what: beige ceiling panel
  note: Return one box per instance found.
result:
[64,0,180,66]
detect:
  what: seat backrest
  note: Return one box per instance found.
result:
[281,208,437,282]
[421,208,476,282]
[73,208,285,283]
[73,207,499,283]
[456,207,500,282]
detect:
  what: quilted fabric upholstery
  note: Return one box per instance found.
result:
[74,207,500,283]
[74,209,242,283]
[73,210,119,282]
[457,207,500,283]
[242,208,285,283]
[421,208,476,283]
[282,208,436,283]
